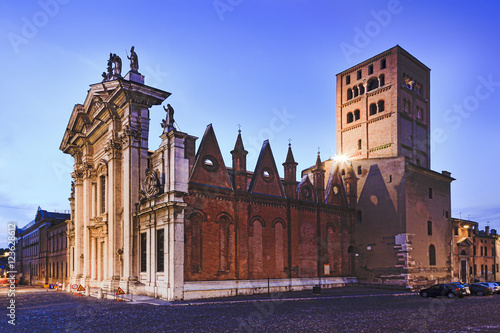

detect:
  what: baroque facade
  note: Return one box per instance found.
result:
[60,51,358,300]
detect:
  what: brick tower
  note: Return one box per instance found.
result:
[336,45,431,169]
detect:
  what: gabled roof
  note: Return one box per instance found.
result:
[457,237,474,247]
[297,175,316,202]
[248,140,285,197]
[189,124,232,189]
[324,163,349,206]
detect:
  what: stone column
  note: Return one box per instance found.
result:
[97,239,102,282]
[73,173,84,279]
[91,236,97,280]
[83,173,91,280]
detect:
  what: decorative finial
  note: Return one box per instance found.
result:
[288,138,292,148]
[238,124,241,134]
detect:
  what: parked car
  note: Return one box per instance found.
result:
[469,283,494,296]
[478,282,500,294]
[419,284,466,298]
[448,282,470,295]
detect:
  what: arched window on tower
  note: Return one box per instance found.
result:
[369,103,377,115]
[429,244,436,266]
[359,84,365,95]
[354,109,360,120]
[353,86,359,97]
[417,107,423,120]
[379,74,385,87]
[357,139,362,150]
[347,88,353,100]
[380,58,386,69]
[347,112,354,124]
[378,100,385,113]
[367,77,379,92]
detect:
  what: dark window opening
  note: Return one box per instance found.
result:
[346,75,351,85]
[367,78,379,91]
[379,74,385,86]
[354,109,360,120]
[347,88,353,100]
[380,58,386,69]
[378,100,385,112]
[341,169,345,176]
[140,233,147,272]
[357,139,362,150]
[353,86,359,97]
[428,221,432,235]
[347,112,354,124]
[157,229,164,272]
[429,244,436,266]
[369,103,377,115]
[368,64,373,75]
[359,84,365,94]
[357,166,362,175]
[454,226,458,236]
[357,70,362,80]
[100,176,106,214]
[429,188,433,199]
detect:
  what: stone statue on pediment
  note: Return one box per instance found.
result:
[127,46,139,72]
[161,104,175,133]
[113,54,122,77]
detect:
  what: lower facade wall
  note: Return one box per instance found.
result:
[183,277,358,300]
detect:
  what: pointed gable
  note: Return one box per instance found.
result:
[248,140,285,197]
[297,175,316,202]
[325,163,349,206]
[189,124,232,189]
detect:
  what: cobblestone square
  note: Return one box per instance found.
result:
[1,286,499,332]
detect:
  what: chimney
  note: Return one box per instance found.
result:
[485,226,490,235]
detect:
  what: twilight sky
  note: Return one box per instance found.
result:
[1,0,499,245]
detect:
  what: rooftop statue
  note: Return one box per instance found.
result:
[161,104,175,133]
[127,46,139,72]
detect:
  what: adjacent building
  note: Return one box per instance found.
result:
[15,207,70,286]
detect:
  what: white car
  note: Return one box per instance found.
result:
[479,282,500,294]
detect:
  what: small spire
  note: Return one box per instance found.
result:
[314,151,323,171]
[284,141,297,165]
[233,127,245,151]
[344,161,357,179]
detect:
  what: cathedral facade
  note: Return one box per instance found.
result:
[60,51,357,300]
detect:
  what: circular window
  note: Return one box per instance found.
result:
[261,167,274,183]
[301,186,311,199]
[202,155,218,172]
[333,185,339,195]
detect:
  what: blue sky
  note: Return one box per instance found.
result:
[1,0,499,246]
